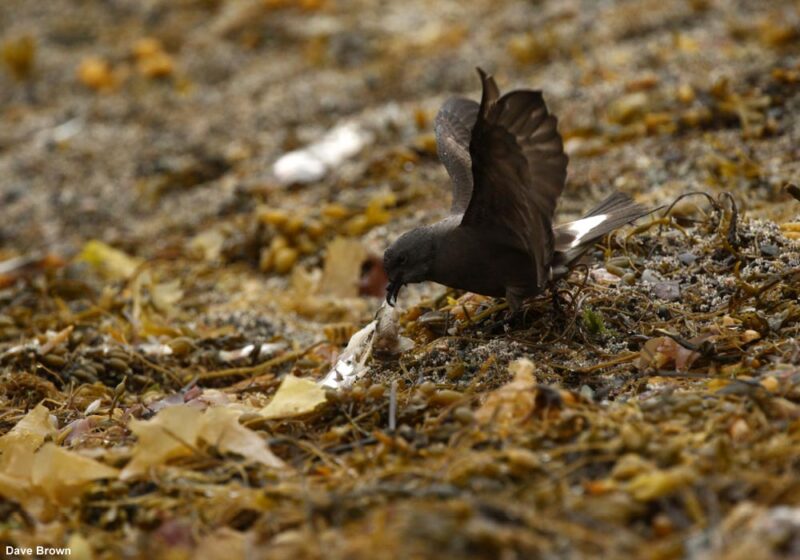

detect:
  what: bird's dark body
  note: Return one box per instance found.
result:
[383,69,650,310]
[428,217,533,298]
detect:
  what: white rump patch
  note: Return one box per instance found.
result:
[567,214,607,248]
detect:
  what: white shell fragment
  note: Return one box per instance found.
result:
[273,123,370,185]
[218,342,288,363]
[138,342,174,357]
[320,303,414,390]
[218,344,256,362]
[319,320,376,390]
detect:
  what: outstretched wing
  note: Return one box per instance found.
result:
[434,97,479,214]
[461,68,568,288]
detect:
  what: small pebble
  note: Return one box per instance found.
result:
[418,381,436,395]
[446,362,465,380]
[729,418,750,442]
[607,256,634,269]
[71,368,96,383]
[760,244,779,257]
[641,269,660,283]
[652,513,674,537]
[273,247,299,274]
[397,424,415,441]
[606,264,625,277]
[168,337,194,356]
[760,375,779,392]
[653,281,681,301]
[430,389,463,406]
[107,357,129,373]
[453,406,474,425]
[40,353,67,368]
[366,384,385,399]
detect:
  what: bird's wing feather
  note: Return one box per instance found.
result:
[434,97,480,213]
[461,69,568,288]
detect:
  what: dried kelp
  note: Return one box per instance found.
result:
[1,0,800,558]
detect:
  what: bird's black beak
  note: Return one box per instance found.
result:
[386,280,402,307]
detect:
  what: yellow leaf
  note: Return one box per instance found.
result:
[259,375,327,419]
[201,407,284,468]
[195,527,246,560]
[189,229,226,261]
[66,533,94,560]
[0,405,55,507]
[0,406,117,517]
[149,278,184,315]
[475,359,536,426]
[121,405,204,480]
[0,404,56,452]
[32,444,118,504]
[0,403,56,445]
[121,405,285,479]
[0,404,57,478]
[319,237,366,298]
[77,56,117,91]
[0,472,30,505]
[78,240,142,280]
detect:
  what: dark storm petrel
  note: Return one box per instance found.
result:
[384,68,649,311]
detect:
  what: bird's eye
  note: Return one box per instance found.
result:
[398,255,408,265]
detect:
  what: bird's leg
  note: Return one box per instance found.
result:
[502,308,526,332]
[486,287,527,333]
[550,283,564,317]
[505,286,525,314]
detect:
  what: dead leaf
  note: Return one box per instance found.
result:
[32,443,119,504]
[0,405,56,506]
[320,237,367,298]
[280,265,369,321]
[121,405,204,480]
[195,527,247,560]
[0,405,117,517]
[0,404,56,447]
[475,359,536,427]
[189,229,226,261]
[150,278,184,314]
[638,336,702,371]
[66,533,93,560]
[77,240,142,280]
[121,405,284,479]
[202,407,284,468]
[259,375,328,419]
[0,404,57,478]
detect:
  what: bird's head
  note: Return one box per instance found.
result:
[383,227,437,306]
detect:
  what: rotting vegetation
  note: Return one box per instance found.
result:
[1,0,800,558]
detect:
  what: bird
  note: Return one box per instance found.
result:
[383,68,650,312]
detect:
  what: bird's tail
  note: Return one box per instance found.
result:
[552,192,651,273]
